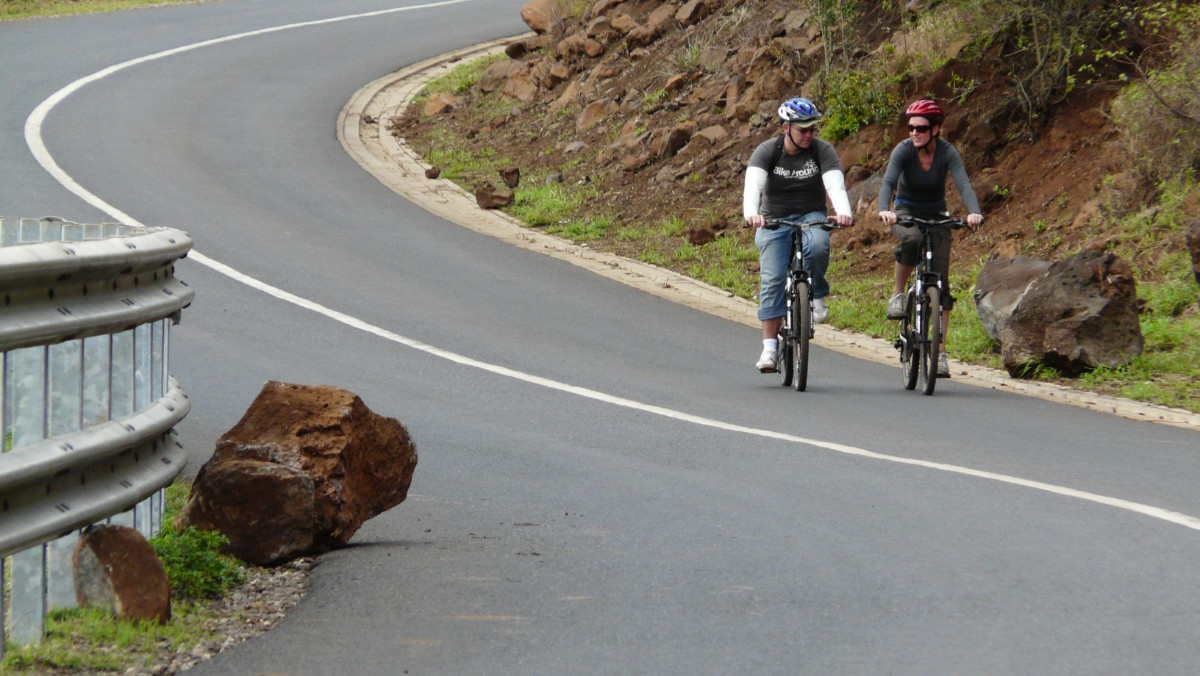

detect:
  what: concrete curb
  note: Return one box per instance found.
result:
[338,38,1200,433]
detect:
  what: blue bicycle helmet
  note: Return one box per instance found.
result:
[777,97,822,126]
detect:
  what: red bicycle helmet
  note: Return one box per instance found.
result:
[904,99,945,124]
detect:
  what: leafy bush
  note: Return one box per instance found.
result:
[1109,8,1200,184]
[150,484,244,600]
[962,0,1142,129]
[819,68,900,141]
[151,524,244,601]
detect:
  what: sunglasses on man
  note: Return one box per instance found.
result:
[908,124,932,133]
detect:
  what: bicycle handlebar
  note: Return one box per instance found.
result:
[761,217,845,231]
[894,215,971,231]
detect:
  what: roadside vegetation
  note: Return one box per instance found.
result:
[402,0,1200,413]
[0,0,190,22]
[1,482,245,674]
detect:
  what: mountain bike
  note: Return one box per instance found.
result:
[892,215,970,395]
[764,217,841,392]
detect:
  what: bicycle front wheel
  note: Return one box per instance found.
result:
[794,283,810,391]
[919,286,941,395]
[902,290,919,390]
[778,325,794,387]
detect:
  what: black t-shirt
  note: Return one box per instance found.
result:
[747,137,842,217]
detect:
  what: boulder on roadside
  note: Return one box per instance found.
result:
[974,255,1052,341]
[74,524,171,624]
[997,251,1144,377]
[179,381,418,566]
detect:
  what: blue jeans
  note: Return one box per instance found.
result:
[754,212,831,322]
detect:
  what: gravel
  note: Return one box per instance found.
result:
[123,557,313,676]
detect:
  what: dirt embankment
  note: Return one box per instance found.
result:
[393,0,1189,277]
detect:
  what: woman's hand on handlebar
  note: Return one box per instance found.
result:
[879,210,897,226]
[745,214,765,229]
[966,213,983,227]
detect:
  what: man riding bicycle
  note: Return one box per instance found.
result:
[744,97,854,373]
[878,99,983,377]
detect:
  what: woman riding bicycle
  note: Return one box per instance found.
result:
[878,99,983,377]
[744,97,854,373]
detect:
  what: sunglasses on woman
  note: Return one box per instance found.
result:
[908,124,932,133]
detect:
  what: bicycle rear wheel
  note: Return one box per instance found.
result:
[794,283,810,391]
[902,290,919,390]
[919,287,941,395]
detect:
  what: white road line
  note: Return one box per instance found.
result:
[22,4,1200,534]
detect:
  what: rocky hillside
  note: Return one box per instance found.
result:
[389,0,1200,409]
[394,0,1196,276]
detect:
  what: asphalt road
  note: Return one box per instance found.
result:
[3,1,1200,673]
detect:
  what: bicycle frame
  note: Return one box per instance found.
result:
[763,216,838,391]
[893,215,967,395]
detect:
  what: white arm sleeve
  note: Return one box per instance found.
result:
[743,166,768,218]
[822,169,852,216]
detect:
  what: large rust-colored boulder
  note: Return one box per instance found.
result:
[180,381,418,565]
[999,252,1144,377]
[74,525,171,624]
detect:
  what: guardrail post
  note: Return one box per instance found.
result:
[10,545,48,644]
[10,345,49,644]
[1,217,194,656]
[46,339,84,612]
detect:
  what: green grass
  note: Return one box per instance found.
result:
[510,181,594,228]
[0,0,187,21]
[423,54,506,97]
[1,482,250,674]
[2,604,216,674]
[546,215,613,241]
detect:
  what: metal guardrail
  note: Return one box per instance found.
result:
[0,216,194,650]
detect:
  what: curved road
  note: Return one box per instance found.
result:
[3,2,1199,673]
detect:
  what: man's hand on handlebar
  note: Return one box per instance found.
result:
[879,210,897,226]
[745,214,765,229]
[966,213,983,227]
[832,213,854,228]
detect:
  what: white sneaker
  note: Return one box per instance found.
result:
[812,297,828,324]
[886,293,905,319]
[755,346,778,373]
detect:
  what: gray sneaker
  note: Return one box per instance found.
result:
[937,352,951,378]
[886,293,905,319]
[812,297,829,324]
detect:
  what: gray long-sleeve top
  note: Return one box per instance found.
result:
[877,138,981,215]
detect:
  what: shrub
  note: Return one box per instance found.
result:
[819,68,900,141]
[1109,9,1200,184]
[151,524,245,601]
